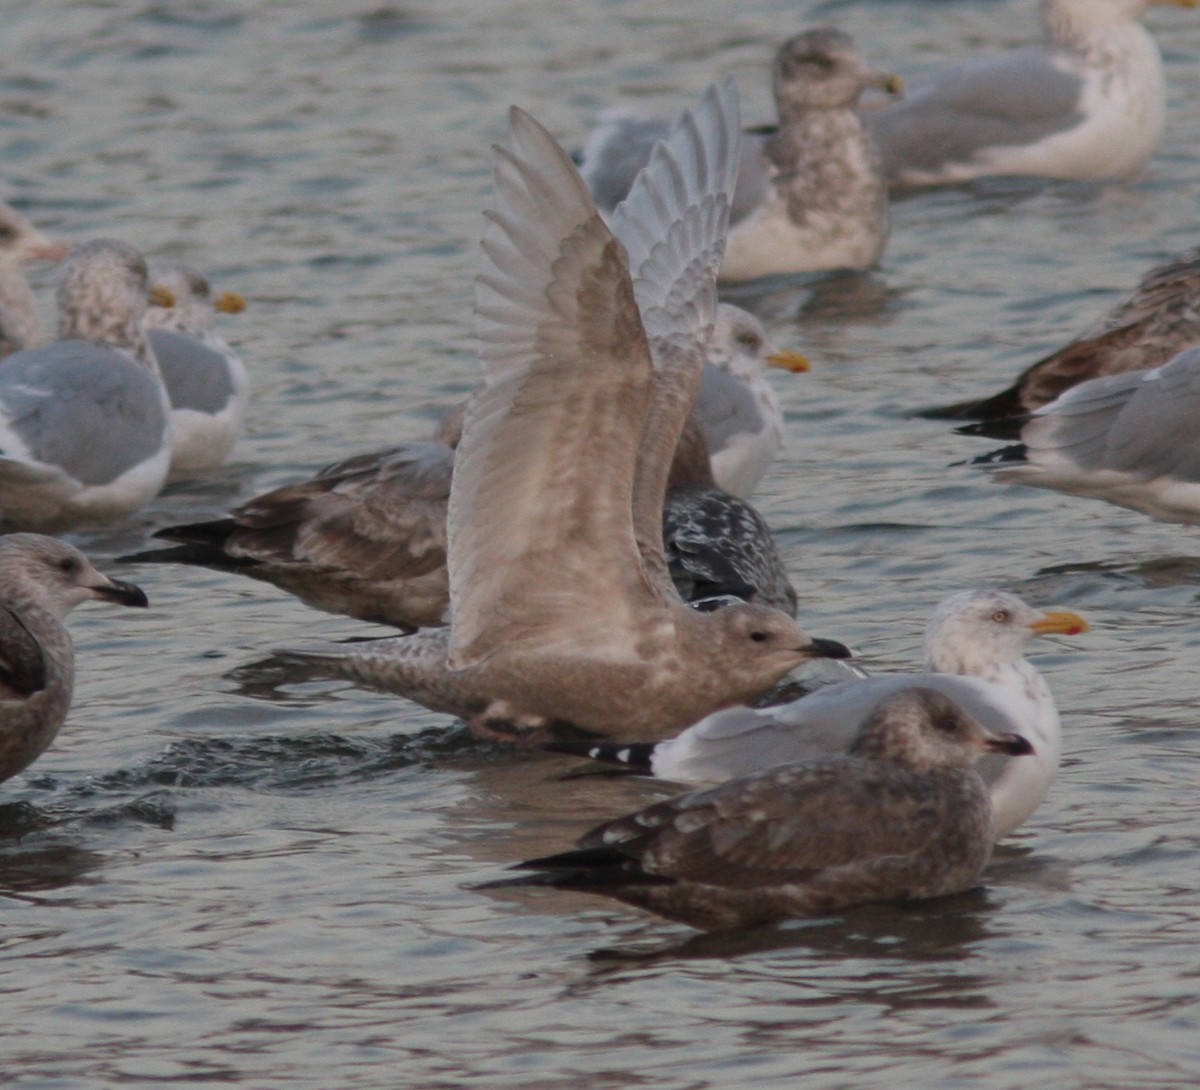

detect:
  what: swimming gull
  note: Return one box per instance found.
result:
[126,399,799,628]
[550,589,1087,838]
[142,260,250,478]
[967,344,1200,524]
[279,83,850,739]
[869,0,1195,189]
[0,239,175,530]
[929,244,1200,421]
[120,175,811,626]
[579,28,900,281]
[0,533,148,785]
[484,688,1033,931]
[0,201,69,359]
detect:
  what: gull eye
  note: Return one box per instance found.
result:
[0,223,16,242]
[749,631,769,643]
[735,330,762,352]
[57,556,79,575]
[991,609,1010,623]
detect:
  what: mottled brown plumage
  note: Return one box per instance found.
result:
[931,245,1200,422]
[492,688,1032,930]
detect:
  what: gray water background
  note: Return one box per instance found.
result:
[3,0,1200,1085]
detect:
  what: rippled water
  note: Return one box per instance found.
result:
[4,0,1200,1085]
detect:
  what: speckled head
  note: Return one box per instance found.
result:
[55,238,156,358]
[850,687,1034,772]
[772,28,902,115]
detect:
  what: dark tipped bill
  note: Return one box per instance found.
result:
[93,576,149,608]
[805,637,852,660]
[985,732,1034,757]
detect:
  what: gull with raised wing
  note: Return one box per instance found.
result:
[280,82,849,738]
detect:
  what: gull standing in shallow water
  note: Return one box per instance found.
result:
[0,202,69,359]
[278,82,850,739]
[485,688,1033,931]
[869,0,1195,190]
[142,260,250,478]
[0,534,147,785]
[551,590,1087,839]
[580,29,900,281]
[0,239,174,530]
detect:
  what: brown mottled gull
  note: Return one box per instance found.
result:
[0,202,69,360]
[869,0,1195,190]
[484,688,1033,931]
[280,82,849,739]
[580,29,899,282]
[0,533,148,784]
[0,239,174,530]
[143,260,250,478]
[550,589,1087,838]
[930,244,1200,422]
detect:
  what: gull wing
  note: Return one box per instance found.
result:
[607,79,741,599]
[449,108,658,667]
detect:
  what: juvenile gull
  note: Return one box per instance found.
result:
[0,240,174,530]
[579,28,900,281]
[486,688,1033,931]
[122,217,809,626]
[128,406,798,627]
[551,589,1087,838]
[142,260,250,478]
[0,534,148,784]
[869,0,1195,189]
[930,245,1200,421]
[280,83,849,738]
[968,345,1200,524]
[0,201,69,359]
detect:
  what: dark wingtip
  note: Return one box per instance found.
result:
[806,636,852,660]
[94,577,149,608]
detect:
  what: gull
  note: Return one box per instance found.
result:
[0,533,148,785]
[484,688,1033,931]
[869,0,1196,189]
[125,404,799,628]
[0,239,175,530]
[550,589,1087,838]
[0,201,69,359]
[142,260,250,478]
[967,344,1200,524]
[580,28,900,281]
[120,222,809,627]
[929,244,1200,421]
[278,83,850,739]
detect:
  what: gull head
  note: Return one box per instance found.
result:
[850,687,1035,773]
[56,238,159,352]
[699,601,851,694]
[773,28,903,115]
[707,304,808,385]
[924,589,1088,675]
[0,534,149,621]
